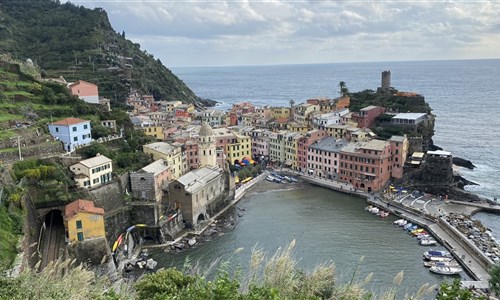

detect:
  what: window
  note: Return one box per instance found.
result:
[76,220,82,229]
[72,126,77,132]
[77,232,84,241]
[73,136,78,142]
[84,124,88,129]
[55,127,59,133]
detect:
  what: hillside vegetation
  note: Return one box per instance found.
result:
[0,0,198,105]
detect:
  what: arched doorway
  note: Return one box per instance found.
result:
[197,213,205,223]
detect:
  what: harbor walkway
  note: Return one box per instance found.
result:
[280,168,493,288]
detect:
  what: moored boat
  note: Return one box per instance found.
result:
[429,265,462,275]
[403,223,413,230]
[266,175,276,182]
[380,211,390,218]
[365,205,374,211]
[423,260,460,268]
[370,207,380,215]
[423,250,452,260]
[419,238,438,246]
[393,219,405,225]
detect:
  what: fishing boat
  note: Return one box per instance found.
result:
[365,205,374,211]
[403,223,413,230]
[429,265,463,275]
[288,176,298,182]
[423,260,461,268]
[411,228,425,235]
[370,207,380,215]
[398,219,408,227]
[419,238,438,246]
[423,250,452,260]
[417,234,431,240]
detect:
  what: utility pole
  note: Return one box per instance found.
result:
[17,136,23,161]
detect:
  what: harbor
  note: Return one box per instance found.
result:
[283,168,495,291]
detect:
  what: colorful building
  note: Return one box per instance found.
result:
[307,137,347,179]
[68,80,99,104]
[69,154,113,189]
[143,142,186,179]
[293,103,319,125]
[48,117,92,152]
[64,199,105,243]
[339,139,392,192]
[269,130,287,165]
[130,159,171,202]
[284,132,302,169]
[251,129,270,161]
[271,107,291,119]
[227,132,251,164]
[388,135,409,178]
[351,106,385,128]
[142,125,164,139]
[297,130,327,172]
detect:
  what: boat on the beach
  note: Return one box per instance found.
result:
[419,238,438,246]
[266,175,276,182]
[288,176,298,183]
[423,250,452,260]
[423,260,460,268]
[429,265,463,275]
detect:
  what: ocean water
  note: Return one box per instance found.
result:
[173,60,500,200]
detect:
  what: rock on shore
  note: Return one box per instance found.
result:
[453,157,476,170]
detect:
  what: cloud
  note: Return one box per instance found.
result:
[72,0,500,66]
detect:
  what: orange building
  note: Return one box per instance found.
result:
[68,80,99,104]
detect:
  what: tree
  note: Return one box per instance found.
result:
[339,81,349,97]
[490,264,500,296]
[436,278,486,300]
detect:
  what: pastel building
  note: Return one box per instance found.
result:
[251,129,270,160]
[339,139,392,192]
[143,142,186,180]
[297,130,327,172]
[49,117,92,152]
[68,80,99,104]
[185,140,200,170]
[284,132,302,169]
[142,125,164,139]
[351,106,385,128]
[130,159,171,202]
[307,137,347,179]
[388,135,409,179]
[227,132,251,164]
[271,107,291,119]
[312,108,350,129]
[269,130,287,165]
[64,199,105,243]
[70,154,113,189]
[293,103,319,125]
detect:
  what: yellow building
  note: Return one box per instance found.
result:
[143,142,186,179]
[325,124,351,140]
[271,107,291,119]
[69,154,113,189]
[64,199,105,243]
[293,103,319,125]
[142,125,164,139]
[284,132,301,169]
[227,132,252,163]
[288,122,309,133]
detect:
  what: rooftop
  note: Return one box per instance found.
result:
[389,135,406,142]
[360,105,380,111]
[341,139,389,153]
[309,137,347,152]
[144,142,179,154]
[74,154,112,168]
[392,113,427,120]
[65,199,104,220]
[140,159,169,176]
[51,117,89,126]
[177,166,223,193]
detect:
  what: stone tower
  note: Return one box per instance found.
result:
[381,70,391,89]
[198,122,217,167]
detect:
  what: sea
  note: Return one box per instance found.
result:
[162,60,500,295]
[173,59,500,201]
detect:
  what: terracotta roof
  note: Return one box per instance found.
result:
[52,117,89,126]
[64,199,104,220]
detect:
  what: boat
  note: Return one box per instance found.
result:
[417,234,431,240]
[419,238,438,246]
[266,175,276,182]
[429,265,463,275]
[403,223,413,230]
[407,225,418,232]
[380,211,390,218]
[423,260,460,268]
[370,207,380,215]
[365,205,374,211]
[423,250,452,260]
[288,176,298,182]
[398,220,408,227]
[393,219,405,225]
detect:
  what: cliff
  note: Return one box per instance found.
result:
[0,0,201,105]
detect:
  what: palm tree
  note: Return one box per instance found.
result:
[339,81,349,97]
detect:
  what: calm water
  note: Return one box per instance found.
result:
[173,60,500,200]
[154,185,458,297]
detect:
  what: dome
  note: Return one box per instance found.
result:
[199,122,214,137]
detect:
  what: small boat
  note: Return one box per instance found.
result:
[407,225,418,232]
[419,238,438,246]
[393,219,405,225]
[423,260,460,268]
[288,176,298,182]
[423,250,452,260]
[429,265,462,275]
[403,223,413,230]
[365,205,374,211]
[370,207,380,215]
[266,175,276,182]
[380,211,390,218]
[398,220,408,227]
[417,234,431,240]
[283,176,291,181]
[411,228,424,235]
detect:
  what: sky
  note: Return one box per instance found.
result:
[71,0,500,67]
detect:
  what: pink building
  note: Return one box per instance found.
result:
[68,80,99,104]
[389,135,409,179]
[251,130,270,160]
[297,130,326,172]
[339,140,392,192]
[351,106,385,128]
[185,140,199,170]
[307,136,347,179]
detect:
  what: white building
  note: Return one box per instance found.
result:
[70,154,113,189]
